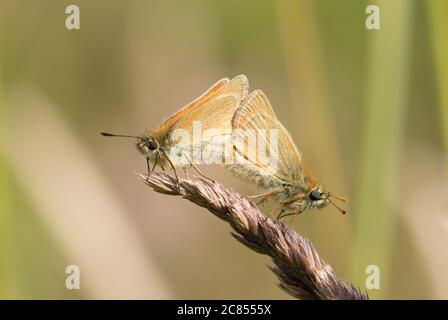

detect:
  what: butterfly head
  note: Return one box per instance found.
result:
[100,131,160,157]
[307,186,347,214]
[136,135,159,157]
[307,187,328,209]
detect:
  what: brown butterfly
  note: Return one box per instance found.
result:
[101,75,248,180]
[226,89,347,219]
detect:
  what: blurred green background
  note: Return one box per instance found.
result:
[0,0,447,299]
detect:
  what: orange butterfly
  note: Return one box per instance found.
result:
[226,90,347,218]
[101,75,248,180]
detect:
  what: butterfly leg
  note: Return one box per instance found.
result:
[191,164,213,181]
[247,193,268,199]
[247,189,281,205]
[269,207,282,220]
[276,210,285,220]
[277,204,306,222]
[148,154,159,177]
[163,153,180,185]
[276,210,296,221]
[247,188,281,199]
[146,158,151,178]
[183,167,189,179]
[255,196,269,206]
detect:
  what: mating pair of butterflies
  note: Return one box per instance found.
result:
[102,75,346,219]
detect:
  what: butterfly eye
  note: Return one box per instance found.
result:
[309,189,322,201]
[147,140,158,150]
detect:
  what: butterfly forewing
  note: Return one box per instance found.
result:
[229,90,305,189]
[150,77,230,141]
[164,75,248,166]
[168,93,241,166]
[170,75,248,132]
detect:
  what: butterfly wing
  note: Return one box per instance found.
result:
[151,75,248,141]
[163,75,248,165]
[227,90,305,189]
[150,77,229,140]
[221,74,249,101]
[167,92,241,166]
[170,75,248,132]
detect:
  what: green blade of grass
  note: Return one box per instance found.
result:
[428,0,448,171]
[0,55,15,298]
[351,0,413,299]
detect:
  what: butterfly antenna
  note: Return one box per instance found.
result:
[330,193,348,202]
[326,193,347,215]
[100,132,139,139]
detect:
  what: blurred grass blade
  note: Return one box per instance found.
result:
[395,146,448,298]
[351,0,413,298]
[428,0,448,173]
[1,88,172,299]
[0,57,16,298]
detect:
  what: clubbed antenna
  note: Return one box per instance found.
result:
[100,132,139,139]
